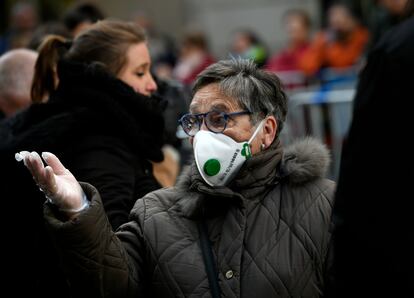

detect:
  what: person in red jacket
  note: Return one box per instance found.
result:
[266,9,311,72]
[173,32,215,86]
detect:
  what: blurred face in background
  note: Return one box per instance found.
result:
[118,42,157,96]
[285,14,310,46]
[380,0,409,15]
[180,43,202,59]
[11,3,38,31]
[328,5,357,37]
[179,33,208,59]
[232,32,251,54]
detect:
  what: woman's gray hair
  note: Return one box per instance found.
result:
[193,59,288,134]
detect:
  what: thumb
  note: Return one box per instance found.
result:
[41,152,67,175]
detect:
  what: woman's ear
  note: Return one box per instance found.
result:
[262,116,277,149]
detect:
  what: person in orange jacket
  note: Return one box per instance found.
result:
[299,3,369,76]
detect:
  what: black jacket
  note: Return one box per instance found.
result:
[0,60,164,297]
[330,16,414,297]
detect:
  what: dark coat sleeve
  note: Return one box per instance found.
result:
[67,136,160,230]
[44,183,148,298]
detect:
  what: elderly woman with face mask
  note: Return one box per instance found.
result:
[19,59,335,297]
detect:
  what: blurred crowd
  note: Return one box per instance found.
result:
[0,0,413,297]
[0,0,410,203]
[1,1,410,96]
[1,0,410,178]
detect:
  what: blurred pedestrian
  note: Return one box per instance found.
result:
[19,59,335,297]
[27,21,71,50]
[266,9,311,89]
[368,0,409,48]
[0,20,164,297]
[173,31,215,87]
[63,2,105,37]
[299,2,369,76]
[150,76,189,188]
[266,9,311,72]
[0,48,37,120]
[0,1,38,54]
[231,29,268,67]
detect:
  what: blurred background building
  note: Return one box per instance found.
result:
[1,0,320,57]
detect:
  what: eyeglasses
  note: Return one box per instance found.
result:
[178,110,251,136]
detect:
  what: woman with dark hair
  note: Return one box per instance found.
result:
[62,2,105,37]
[0,20,164,297]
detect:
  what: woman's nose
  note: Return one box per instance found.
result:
[147,75,157,93]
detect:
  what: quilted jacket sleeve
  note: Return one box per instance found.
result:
[44,183,147,298]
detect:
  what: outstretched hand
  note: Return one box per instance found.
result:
[16,151,87,216]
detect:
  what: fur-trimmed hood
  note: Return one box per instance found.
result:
[282,137,330,184]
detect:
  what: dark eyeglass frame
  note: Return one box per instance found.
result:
[178,110,251,136]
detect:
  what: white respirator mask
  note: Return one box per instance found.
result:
[193,120,265,187]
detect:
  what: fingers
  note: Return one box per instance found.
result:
[24,152,60,200]
[42,152,67,175]
[24,152,47,186]
[15,151,30,164]
[44,166,58,194]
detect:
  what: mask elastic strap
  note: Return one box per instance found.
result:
[247,119,266,144]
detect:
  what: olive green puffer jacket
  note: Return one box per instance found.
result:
[45,138,335,298]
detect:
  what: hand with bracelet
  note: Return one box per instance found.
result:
[16,151,88,218]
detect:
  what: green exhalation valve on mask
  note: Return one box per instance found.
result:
[241,143,252,159]
[203,159,221,176]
